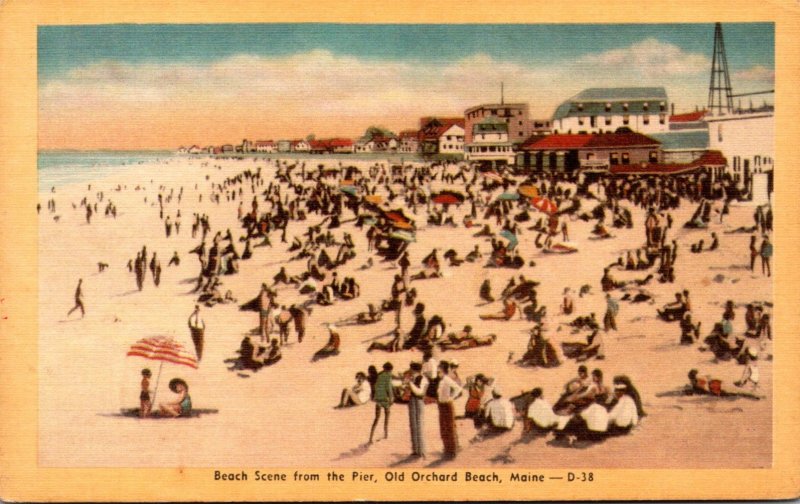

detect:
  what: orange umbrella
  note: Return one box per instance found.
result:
[518,184,539,198]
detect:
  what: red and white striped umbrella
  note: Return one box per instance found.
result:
[127,335,198,369]
[127,335,197,411]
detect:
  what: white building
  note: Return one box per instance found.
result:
[187,145,202,154]
[465,117,515,165]
[552,87,670,135]
[438,124,465,156]
[255,140,276,153]
[706,107,774,202]
[354,138,374,153]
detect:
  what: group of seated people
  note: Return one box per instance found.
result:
[524,366,644,444]
[236,335,282,370]
[702,302,770,362]
[316,273,361,305]
[656,290,691,321]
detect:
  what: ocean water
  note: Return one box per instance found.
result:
[37,150,175,192]
[37,150,430,191]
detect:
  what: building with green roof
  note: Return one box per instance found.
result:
[551,87,670,135]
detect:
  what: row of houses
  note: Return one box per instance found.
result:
[178,84,773,201]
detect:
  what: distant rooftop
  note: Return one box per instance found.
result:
[649,131,709,151]
[553,87,669,121]
[570,87,668,102]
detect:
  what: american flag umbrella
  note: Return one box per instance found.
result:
[531,196,558,215]
[127,335,198,407]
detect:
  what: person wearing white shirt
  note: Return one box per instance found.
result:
[436,361,462,459]
[483,388,515,430]
[405,362,429,458]
[526,388,571,432]
[607,383,639,433]
[338,372,371,408]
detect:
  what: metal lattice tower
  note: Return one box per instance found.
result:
[707,22,734,115]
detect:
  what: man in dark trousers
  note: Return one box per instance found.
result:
[67,278,85,318]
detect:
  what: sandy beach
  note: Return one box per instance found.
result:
[37,154,771,469]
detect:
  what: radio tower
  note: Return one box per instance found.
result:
[707,22,734,115]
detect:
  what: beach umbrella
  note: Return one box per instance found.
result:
[518,184,539,198]
[431,191,465,205]
[364,194,383,204]
[531,196,558,215]
[391,220,415,230]
[483,171,504,183]
[340,185,358,196]
[127,335,198,406]
[500,229,519,250]
[497,192,520,201]
[389,230,416,242]
[383,208,414,225]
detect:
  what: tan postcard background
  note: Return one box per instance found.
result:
[1,0,799,500]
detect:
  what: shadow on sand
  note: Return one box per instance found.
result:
[102,408,220,419]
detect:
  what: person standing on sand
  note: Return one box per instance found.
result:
[369,362,394,444]
[139,368,152,418]
[760,235,772,277]
[405,362,428,458]
[749,235,758,272]
[258,283,274,343]
[436,361,462,459]
[289,304,306,343]
[603,293,618,332]
[67,278,85,318]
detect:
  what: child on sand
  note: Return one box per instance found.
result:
[139,369,152,418]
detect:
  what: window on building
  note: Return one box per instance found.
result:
[659,114,666,125]
[519,132,523,136]
[605,103,612,112]
[623,103,629,112]
[621,153,630,165]
[590,116,597,128]
[519,121,523,126]
[643,102,649,111]
[578,117,584,126]
[610,152,620,165]
[659,102,666,112]
[623,115,630,125]
[649,151,658,163]
[718,124,723,142]
[605,117,612,126]
[643,115,650,125]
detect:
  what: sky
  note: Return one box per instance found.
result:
[37,23,775,150]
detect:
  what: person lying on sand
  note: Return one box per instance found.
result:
[479,299,519,321]
[438,326,497,351]
[368,329,405,353]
